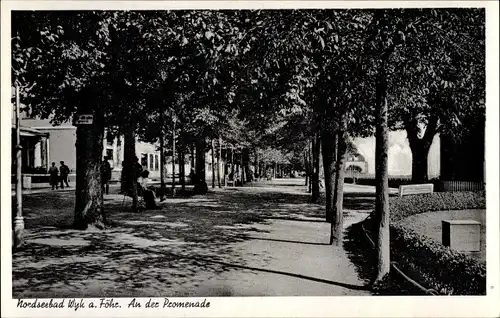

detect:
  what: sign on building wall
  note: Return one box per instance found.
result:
[74,114,93,125]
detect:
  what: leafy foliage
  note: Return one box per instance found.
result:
[12,8,485,175]
[389,191,486,222]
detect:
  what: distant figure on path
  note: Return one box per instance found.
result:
[101,156,112,195]
[59,161,70,189]
[248,169,254,183]
[48,162,59,190]
[189,168,196,185]
[234,170,241,186]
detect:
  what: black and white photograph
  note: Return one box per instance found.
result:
[2,1,499,317]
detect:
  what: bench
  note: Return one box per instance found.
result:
[398,183,434,197]
[226,178,235,187]
[442,219,481,252]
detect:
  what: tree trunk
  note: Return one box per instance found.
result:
[159,125,166,199]
[321,130,337,223]
[253,148,258,180]
[195,137,207,194]
[240,148,246,183]
[311,134,321,203]
[179,126,185,191]
[172,121,176,196]
[308,142,313,193]
[217,137,222,188]
[211,139,216,188]
[180,143,186,191]
[222,145,227,186]
[374,58,391,283]
[190,144,195,171]
[123,127,138,211]
[243,148,250,183]
[159,113,166,196]
[259,161,263,180]
[331,134,347,246]
[411,145,429,183]
[231,146,235,176]
[304,151,309,186]
[405,114,438,183]
[73,109,106,230]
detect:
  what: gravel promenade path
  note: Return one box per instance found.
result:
[11,178,373,298]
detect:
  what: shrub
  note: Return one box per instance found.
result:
[355,191,486,295]
[388,191,486,295]
[389,191,486,222]
[390,224,486,295]
[344,177,415,189]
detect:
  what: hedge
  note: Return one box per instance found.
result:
[389,191,486,222]
[345,177,416,189]
[390,191,486,295]
[391,224,486,295]
[359,191,486,295]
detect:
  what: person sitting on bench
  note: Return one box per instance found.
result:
[138,170,159,210]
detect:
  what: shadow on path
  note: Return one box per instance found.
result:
[13,178,377,297]
[263,217,326,223]
[183,254,370,292]
[244,237,331,246]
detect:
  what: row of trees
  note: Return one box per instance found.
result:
[13,8,484,282]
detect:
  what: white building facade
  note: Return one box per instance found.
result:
[353,130,440,178]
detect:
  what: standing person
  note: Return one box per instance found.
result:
[59,161,70,189]
[101,156,112,195]
[189,168,197,185]
[234,169,241,186]
[48,162,59,190]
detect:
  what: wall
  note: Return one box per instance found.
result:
[353,130,440,178]
[136,141,161,178]
[22,119,164,178]
[21,117,78,173]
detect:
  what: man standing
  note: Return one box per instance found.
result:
[48,162,59,190]
[59,161,70,189]
[101,156,112,195]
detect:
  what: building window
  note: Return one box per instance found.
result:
[149,154,154,170]
[155,154,159,171]
[141,153,148,168]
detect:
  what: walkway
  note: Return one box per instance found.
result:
[11,178,374,297]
